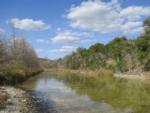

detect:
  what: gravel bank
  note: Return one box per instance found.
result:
[0,86,43,113]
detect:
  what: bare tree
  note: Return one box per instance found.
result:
[0,36,9,64]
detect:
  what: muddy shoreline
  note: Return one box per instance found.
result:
[0,86,48,113]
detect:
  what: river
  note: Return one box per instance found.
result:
[18,72,150,113]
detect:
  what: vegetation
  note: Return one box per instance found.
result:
[48,69,150,113]
[55,18,150,73]
[0,35,42,85]
[44,18,150,113]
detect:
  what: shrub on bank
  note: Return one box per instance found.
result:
[0,66,43,85]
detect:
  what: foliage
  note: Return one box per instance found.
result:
[0,36,42,85]
[144,18,150,34]
[56,19,150,72]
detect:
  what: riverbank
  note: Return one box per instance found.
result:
[0,66,43,85]
[114,72,150,80]
[47,68,150,80]
[114,73,145,80]
[0,66,44,113]
[0,86,44,113]
[47,68,113,78]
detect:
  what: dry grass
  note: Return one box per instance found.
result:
[46,68,113,79]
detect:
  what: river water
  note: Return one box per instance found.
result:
[18,72,150,113]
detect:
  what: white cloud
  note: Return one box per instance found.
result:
[0,28,5,33]
[122,21,144,34]
[35,49,45,53]
[120,6,150,21]
[37,39,50,44]
[66,0,122,33]
[50,30,96,56]
[51,30,80,45]
[9,18,50,31]
[51,30,95,45]
[50,46,77,54]
[66,0,150,34]
[36,46,77,55]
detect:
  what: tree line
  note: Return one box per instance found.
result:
[55,18,150,73]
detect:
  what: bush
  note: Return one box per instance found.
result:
[0,65,42,85]
[0,66,26,84]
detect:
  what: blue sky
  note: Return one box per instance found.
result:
[0,0,150,59]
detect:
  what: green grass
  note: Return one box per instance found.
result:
[0,65,42,85]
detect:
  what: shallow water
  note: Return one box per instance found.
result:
[18,72,150,113]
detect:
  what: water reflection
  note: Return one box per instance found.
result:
[18,72,150,113]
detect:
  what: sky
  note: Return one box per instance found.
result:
[0,0,150,59]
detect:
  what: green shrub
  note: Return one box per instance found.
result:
[0,65,42,85]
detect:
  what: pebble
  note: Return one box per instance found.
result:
[0,86,40,113]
